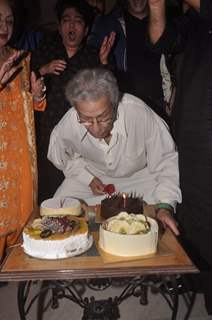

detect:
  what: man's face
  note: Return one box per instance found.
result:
[75,95,114,139]
[59,7,88,50]
[127,0,147,16]
[0,2,13,48]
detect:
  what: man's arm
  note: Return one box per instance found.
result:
[185,0,200,11]
[30,33,60,78]
[148,0,202,48]
[143,109,182,235]
[47,126,94,186]
[148,0,200,44]
[148,0,166,44]
[144,109,182,208]
[148,2,192,54]
[48,126,107,195]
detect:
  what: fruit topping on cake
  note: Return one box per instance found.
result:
[103,212,150,235]
[25,216,84,240]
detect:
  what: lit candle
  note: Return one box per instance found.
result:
[123,193,127,208]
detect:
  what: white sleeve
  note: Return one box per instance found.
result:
[144,110,182,209]
[47,129,94,186]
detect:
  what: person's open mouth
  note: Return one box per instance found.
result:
[68,31,75,41]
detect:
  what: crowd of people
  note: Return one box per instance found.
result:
[0,0,212,315]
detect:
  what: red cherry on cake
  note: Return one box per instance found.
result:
[104,184,115,195]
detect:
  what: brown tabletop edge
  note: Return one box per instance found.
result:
[0,263,198,282]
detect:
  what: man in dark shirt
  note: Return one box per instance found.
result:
[124,8,162,108]
[31,0,114,203]
[88,0,167,119]
[148,0,212,314]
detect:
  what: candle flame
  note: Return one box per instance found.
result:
[123,193,127,208]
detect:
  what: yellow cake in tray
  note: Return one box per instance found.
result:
[99,212,158,257]
[40,197,82,216]
[22,216,92,259]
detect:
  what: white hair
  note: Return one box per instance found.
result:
[65,68,120,110]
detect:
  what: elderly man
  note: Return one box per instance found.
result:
[48,68,181,234]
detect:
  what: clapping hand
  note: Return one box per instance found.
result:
[99,31,116,65]
[39,59,67,76]
[0,51,21,87]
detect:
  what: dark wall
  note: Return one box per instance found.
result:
[18,0,117,28]
[39,0,117,26]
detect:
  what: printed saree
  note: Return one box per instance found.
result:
[0,47,45,262]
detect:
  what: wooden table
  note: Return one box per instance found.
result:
[0,206,198,320]
[0,228,197,281]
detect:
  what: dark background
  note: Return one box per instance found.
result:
[22,0,116,29]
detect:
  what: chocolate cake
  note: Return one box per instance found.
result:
[101,193,143,219]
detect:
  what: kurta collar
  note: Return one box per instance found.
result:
[111,104,127,138]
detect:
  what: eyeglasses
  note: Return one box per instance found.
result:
[76,110,114,127]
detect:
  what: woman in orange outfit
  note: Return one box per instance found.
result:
[0,0,46,262]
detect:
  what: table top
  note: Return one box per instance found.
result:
[0,206,198,282]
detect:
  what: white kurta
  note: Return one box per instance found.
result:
[48,94,181,206]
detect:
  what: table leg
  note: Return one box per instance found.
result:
[17,281,32,320]
[17,275,195,320]
[169,276,179,320]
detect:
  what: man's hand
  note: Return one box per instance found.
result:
[39,59,67,76]
[156,208,179,236]
[89,177,105,195]
[99,31,116,65]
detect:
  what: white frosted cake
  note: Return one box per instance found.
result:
[22,216,92,259]
[40,198,81,216]
[99,212,158,257]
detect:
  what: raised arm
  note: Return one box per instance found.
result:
[185,0,200,11]
[148,0,166,44]
[148,0,204,44]
[148,1,193,54]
